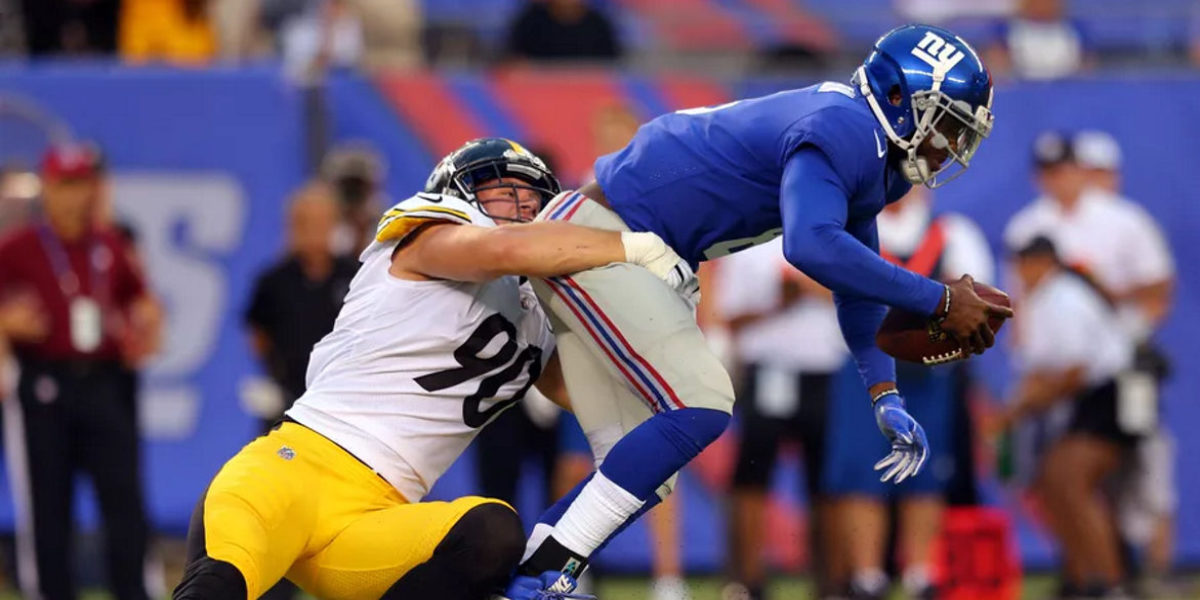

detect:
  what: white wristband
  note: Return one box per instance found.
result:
[621,231,694,297]
[872,388,901,406]
[620,231,659,264]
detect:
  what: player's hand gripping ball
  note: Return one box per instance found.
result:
[876,281,1011,365]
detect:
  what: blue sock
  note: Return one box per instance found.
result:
[597,407,729,501]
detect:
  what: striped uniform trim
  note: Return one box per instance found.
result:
[545,192,586,222]
[380,204,471,224]
[544,277,664,414]
[545,276,685,413]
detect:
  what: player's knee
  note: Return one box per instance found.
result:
[442,501,524,581]
[662,407,730,452]
[172,556,248,600]
[679,356,735,414]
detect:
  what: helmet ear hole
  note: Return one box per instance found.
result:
[888,85,903,106]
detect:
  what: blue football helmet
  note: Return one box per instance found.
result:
[853,24,994,188]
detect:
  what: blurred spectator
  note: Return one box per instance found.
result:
[984,0,1093,80]
[320,142,387,256]
[276,0,363,81]
[259,0,420,78]
[1072,130,1123,193]
[1005,131,1174,356]
[506,0,622,62]
[119,0,217,65]
[209,0,273,60]
[593,104,641,163]
[828,186,993,600]
[0,0,26,56]
[715,239,846,600]
[1014,130,1179,595]
[997,235,1135,598]
[243,181,358,432]
[346,0,421,70]
[1078,130,1177,594]
[1191,5,1200,68]
[0,142,162,600]
[896,0,1015,24]
[0,167,39,233]
[20,0,119,55]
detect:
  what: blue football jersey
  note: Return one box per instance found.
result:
[595,82,912,265]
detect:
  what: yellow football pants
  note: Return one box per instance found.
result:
[196,422,506,599]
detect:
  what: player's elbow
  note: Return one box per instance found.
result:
[784,227,841,283]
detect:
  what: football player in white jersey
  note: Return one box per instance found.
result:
[173,138,688,600]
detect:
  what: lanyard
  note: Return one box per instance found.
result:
[36,222,108,302]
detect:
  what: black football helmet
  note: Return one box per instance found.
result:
[424,137,560,223]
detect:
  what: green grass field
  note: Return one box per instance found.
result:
[593,576,1059,600]
[1,573,1193,599]
[0,575,1061,600]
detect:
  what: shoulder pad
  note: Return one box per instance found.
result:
[789,104,881,189]
[376,193,482,244]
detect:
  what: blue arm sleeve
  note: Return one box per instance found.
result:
[779,147,944,314]
[833,228,896,389]
[779,147,944,388]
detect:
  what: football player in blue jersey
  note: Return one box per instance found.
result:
[503,24,1014,596]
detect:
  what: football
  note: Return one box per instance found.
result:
[876,282,1011,365]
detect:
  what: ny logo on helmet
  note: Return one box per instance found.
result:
[911,32,964,73]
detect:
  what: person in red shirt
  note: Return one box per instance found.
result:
[0,142,162,600]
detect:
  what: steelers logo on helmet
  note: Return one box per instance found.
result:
[853,24,995,188]
[425,138,560,223]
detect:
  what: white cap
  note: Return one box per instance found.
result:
[1073,130,1122,171]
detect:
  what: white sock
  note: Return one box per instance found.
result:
[575,571,595,594]
[652,575,691,600]
[852,568,888,595]
[552,471,645,555]
[902,565,931,594]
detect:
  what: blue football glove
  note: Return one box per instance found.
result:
[873,393,929,483]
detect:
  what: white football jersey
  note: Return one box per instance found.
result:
[287,193,555,502]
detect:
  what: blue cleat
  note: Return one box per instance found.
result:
[494,571,595,600]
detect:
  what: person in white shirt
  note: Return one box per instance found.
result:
[715,239,847,600]
[983,0,1094,81]
[1004,131,1174,339]
[826,186,995,600]
[1072,129,1178,591]
[997,236,1136,598]
[1005,130,1177,589]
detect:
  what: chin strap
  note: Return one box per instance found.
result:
[856,66,931,186]
[856,67,912,153]
[899,156,931,185]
